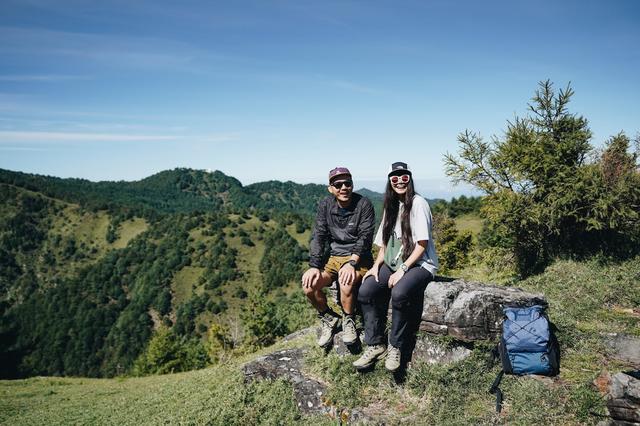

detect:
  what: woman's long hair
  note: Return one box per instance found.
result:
[382,177,416,261]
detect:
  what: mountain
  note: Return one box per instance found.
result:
[0,168,322,379]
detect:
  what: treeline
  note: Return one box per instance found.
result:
[432,195,483,218]
[0,168,331,218]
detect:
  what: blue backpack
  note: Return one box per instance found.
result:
[489,305,560,412]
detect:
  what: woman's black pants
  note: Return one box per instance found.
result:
[358,263,433,349]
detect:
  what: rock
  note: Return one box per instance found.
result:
[411,335,472,365]
[242,349,329,417]
[607,371,640,424]
[421,280,547,341]
[604,334,640,366]
[331,331,362,357]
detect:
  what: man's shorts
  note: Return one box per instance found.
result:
[323,255,372,282]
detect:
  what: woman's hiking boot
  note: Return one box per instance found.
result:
[352,344,387,370]
[317,310,340,348]
[342,314,358,345]
[385,345,401,372]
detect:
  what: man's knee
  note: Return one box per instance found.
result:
[302,284,315,297]
[339,280,355,297]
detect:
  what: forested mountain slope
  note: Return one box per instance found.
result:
[0,168,333,379]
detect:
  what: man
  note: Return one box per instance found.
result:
[301,167,375,348]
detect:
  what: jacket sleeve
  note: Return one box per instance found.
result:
[352,198,375,258]
[309,199,328,268]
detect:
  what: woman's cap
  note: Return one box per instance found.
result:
[328,166,352,183]
[388,162,411,176]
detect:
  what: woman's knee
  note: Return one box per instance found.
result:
[391,285,411,308]
[357,277,381,303]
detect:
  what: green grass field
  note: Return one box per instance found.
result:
[112,218,148,249]
[454,213,484,235]
[0,334,329,426]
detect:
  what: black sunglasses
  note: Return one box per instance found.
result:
[331,180,353,189]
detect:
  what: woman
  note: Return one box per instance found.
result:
[353,162,439,372]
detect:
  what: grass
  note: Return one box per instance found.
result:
[112,217,148,249]
[0,334,334,426]
[171,266,206,305]
[454,213,484,235]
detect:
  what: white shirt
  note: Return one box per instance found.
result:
[374,194,439,275]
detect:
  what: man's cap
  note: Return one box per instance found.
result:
[388,161,412,176]
[328,166,352,183]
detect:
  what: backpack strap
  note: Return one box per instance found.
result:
[489,370,504,413]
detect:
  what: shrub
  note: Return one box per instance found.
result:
[132,327,208,376]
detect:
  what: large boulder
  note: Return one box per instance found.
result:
[331,279,546,342]
[421,279,547,341]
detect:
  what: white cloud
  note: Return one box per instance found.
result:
[0,26,208,72]
[0,131,178,143]
[0,74,92,82]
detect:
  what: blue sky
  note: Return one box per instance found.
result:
[1,0,638,198]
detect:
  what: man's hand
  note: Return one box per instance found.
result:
[338,263,356,287]
[302,267,321,289]
[388,269,405,288]
[363,263,380,282]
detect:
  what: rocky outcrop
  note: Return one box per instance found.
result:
[242,349,329,416]
[421,279,547,341]
[607,371,640,424]
[257,279,546,420]
[242,348,376,423]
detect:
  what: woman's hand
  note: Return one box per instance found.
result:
[388,269,405,288]
[363,263,380,282]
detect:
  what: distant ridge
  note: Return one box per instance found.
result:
[0,167,328,215]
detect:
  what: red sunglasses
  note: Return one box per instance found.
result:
[389,174,411,184]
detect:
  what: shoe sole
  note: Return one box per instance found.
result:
[342,335,358,345]
[353,350,387,371]
[385,363,400,372]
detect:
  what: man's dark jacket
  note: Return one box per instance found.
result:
[309,192,375,269]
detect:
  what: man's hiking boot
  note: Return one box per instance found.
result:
[342,315,358,345]
[385,345,402,372]
[352,344,387,370]
[317,311,340,348]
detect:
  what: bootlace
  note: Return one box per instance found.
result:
[388,346,401,363]
[321,315,336,327]
[363,345,379,358]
